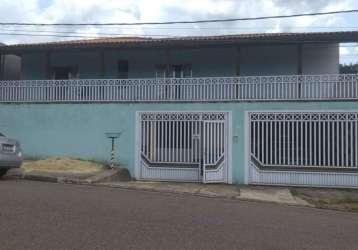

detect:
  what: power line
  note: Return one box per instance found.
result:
[2,26,358,32]
[0,32,172,39]
[0,28,172,37]
[15,25,358,30]
[134,26,358,30]
[340,45,358,47]
[0,32,104,39]
[0,9,358,26]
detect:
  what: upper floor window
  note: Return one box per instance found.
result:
[51,66,78,79]
[156,65,167,78]
[118,60,129,79]
[172,64,192,78]
[155,64,192,78]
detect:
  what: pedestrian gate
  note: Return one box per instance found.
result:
[138,112,229,183]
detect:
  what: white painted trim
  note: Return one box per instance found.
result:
[249,162,358,188]
[136,110,230,114]
[227,111,233,184]
[244,111,250,185]
[247,182,358,189]
[251,162,358,176]
[247,110,358,114]
[134,112,141,179]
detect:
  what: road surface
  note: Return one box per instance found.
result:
[1,179,358,250]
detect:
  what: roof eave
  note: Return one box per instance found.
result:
[1,31,358,54]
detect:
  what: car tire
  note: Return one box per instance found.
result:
[0,168,9,178]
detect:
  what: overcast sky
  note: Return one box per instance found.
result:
[0,0,357,63]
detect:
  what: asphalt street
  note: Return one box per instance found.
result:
[1,179,358,250]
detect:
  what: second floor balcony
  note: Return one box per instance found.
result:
[0,74,357,103]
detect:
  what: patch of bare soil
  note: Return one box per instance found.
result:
[290,188,358,212]
[21,157,105,175]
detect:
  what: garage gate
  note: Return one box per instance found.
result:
[137,111,230,183]
[248,111,358,187]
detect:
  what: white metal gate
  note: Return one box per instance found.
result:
[248,111,358,187]
[138,111,228,183]
[202,120,227,183]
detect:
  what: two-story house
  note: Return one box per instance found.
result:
[1,31,358,187]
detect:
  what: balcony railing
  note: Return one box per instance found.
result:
[0,74,357,103]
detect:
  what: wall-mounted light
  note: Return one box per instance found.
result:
[233,126,239,144]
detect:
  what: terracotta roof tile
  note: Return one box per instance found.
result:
[1,31,358,52]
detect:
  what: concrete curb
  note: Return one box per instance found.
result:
[19,173,59,183]
[93,182,312,208]
[10,168,128,185]
[7,171,311,208]
[95,183,214,198]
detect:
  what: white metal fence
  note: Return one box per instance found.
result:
[0,74,357,102]
[249,112,358,170]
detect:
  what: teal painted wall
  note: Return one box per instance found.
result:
[1,101,358,183]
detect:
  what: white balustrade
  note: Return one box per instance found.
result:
[0,74,357,102]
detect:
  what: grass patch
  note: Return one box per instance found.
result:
[21,156,106,175]
[330,196,358,204]
[290,188,303,197]
[290,187,358,212]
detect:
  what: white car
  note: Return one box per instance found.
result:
[0,133,23,178]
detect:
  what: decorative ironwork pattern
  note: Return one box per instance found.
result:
[140,112,225,121]
[0,74,357,102]
[250,112,358,121]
